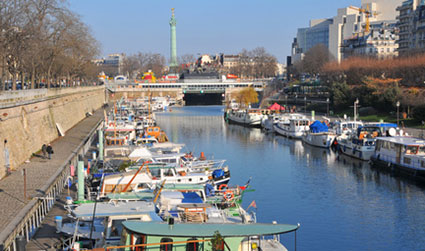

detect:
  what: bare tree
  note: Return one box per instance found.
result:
[299,44,333,76]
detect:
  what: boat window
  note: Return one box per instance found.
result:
[406,146,418,155]
[160,237,173,251]
[422,161,425,168]
[164,169,174,177]
[111,219,125,238]
[186,238,199,251]
[404,157,411,164]
[137,183,149,189]
[150,169,161,179]
[419,146,425,154]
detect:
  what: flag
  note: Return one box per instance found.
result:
[239,177,252,191]
[246,200,257,210]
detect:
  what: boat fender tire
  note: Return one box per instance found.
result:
[224,190,234,201]
[218,184,228,191]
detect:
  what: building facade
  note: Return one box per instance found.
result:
[342,21,399,59]
[396,0,425,55]
[291,0,402,63]
[291,19,333,64]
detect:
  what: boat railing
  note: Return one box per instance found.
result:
[105,238,215,251]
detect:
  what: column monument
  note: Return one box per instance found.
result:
[169,8,178,70]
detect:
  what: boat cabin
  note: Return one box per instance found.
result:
[375,136,425,169]
[115,221,299,251]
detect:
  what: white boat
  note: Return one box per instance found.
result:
[333,120,364,136]
[302,121,336,148]
[337,123,401,161]
[57,200,160,246]
[371,136,425,180]
[226,109,265,127]
[99,164,212,197]
[261,114,289,132]
[274,115,310,139]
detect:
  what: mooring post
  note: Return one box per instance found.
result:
[98,129,103,161]
[77,159,85,201]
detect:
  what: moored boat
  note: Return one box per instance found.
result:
[370,136,425,180]
[274,115,310,139]
[113,220,300,251]
[302,120,336,148]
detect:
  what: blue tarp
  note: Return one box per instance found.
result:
[212,169,225,178]
[181,192,203,203]
[309,120,329,133]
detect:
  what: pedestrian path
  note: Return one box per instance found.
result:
[0,107,104,240]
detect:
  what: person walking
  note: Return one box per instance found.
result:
[42,144,47,159]
[46,144,54,159]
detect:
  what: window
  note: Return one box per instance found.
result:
[160,238,173,251]
[110,219,125,238]
[186,238,199,251]
[404,157,411,164]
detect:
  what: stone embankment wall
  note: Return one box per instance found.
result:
[0,87,105,178]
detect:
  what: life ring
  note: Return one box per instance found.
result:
[109,122,114,127]
[218,184,228,191]
[223,190,234,201]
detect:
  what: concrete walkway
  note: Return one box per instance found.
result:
[0,107,104,236]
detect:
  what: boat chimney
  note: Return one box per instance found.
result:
[168,217,175,229]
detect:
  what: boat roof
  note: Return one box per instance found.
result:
[163,184,205,190]
[107,192,155,201]
[364,122,397,128]
[122,221,299,237]
[72,201,155,218]
[129,148,153,158]
[376,136,425,146]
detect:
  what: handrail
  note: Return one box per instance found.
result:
[105,238,212,250]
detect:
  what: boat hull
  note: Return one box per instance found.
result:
[302,133,336,148]
[338,143,374,161]
[370,155,425,181]
[273,124,304,139]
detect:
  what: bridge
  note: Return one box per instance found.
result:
[105,80,266,105]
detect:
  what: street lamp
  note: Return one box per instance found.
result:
[354,98,359,122]
[326,98,330,117]
[396,101,400,127]
[304,96,307,115]
[285,95,288,111]
[295,95,298,112]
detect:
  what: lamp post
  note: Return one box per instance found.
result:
[354,98,359,122]
[304,96,307,115]
[396,101,400,127]
[295,95,298,112]
[285,95,288,111]
[326,98,330,117]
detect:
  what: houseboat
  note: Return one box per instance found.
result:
[226,109,265,127]
[371,136,425,180]
[113,221,300,251]
[274,116,310,139]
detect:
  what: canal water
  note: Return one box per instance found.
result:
[156,106,425,251]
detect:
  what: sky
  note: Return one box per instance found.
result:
[69,0,361,63]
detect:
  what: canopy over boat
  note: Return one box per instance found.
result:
[72,201,156,218]
[268,103,284,111]
[129,147,153,158]
[309,120,329,133]
[122,221,299,237]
